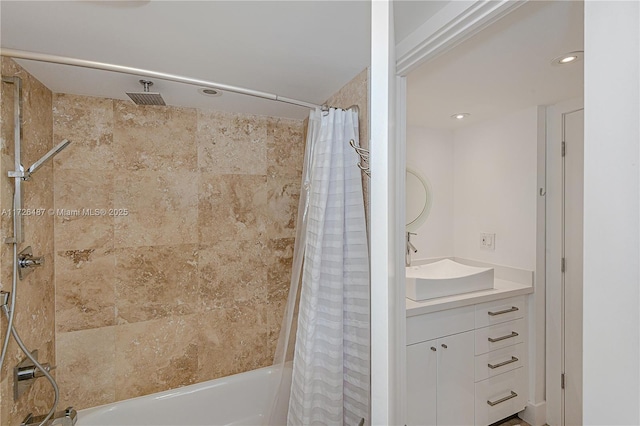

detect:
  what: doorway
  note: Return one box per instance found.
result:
[398,1,583,425]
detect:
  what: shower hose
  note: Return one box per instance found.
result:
[0,196,59,426]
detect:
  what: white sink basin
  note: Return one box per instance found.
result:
[406,259,494,301]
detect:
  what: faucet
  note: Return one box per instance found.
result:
[21,407,77,426]
[406,232,418,266]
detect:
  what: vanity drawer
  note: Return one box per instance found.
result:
[406,305,475,345]
[475,367,527,426]
[475,343,525,382]
[475,319,524,355]
[475,296,525,328]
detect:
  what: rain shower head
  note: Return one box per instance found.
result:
[26,139,71,178]
[126,80,166,106]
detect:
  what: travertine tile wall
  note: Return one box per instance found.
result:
[0,64,368,421]
[52,95,305,409]
[0,58,56,425]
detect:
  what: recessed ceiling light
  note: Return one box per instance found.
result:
[451,113,470,120]
[552,51,583,66]
[198,88,223,97]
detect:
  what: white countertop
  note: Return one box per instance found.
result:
[406,278,533,317]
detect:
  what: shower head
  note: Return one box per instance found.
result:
[25,139,71,178]
[126,79,166,106]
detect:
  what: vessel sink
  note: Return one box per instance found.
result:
[406,259,494,301]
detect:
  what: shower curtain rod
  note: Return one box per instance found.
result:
[0,48,322,110]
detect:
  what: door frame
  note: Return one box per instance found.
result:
[545,98,584,426]
[372,3,640,425]
[370,1,530,424]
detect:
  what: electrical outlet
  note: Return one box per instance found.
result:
[480,232,496,250]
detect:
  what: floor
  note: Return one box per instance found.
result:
[492,415,532,426]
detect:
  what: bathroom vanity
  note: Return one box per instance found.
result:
[406,261,533,426]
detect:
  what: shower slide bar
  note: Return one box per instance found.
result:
[0,48,322,110]
[2,75,24,244]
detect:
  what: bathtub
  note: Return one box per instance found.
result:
[77,365,290,426]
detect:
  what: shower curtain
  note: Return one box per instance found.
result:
[271,107,370,425]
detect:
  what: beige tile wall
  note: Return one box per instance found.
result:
[0,58,56,426]
[52,94,305,409]
[0,62,367,421]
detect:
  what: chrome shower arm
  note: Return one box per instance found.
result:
[25,139,71,178]
[8,139,71,181]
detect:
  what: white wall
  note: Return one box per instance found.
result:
[583,2,640,425]
[407,107,539,271]
[452,107,539,271]
[406,126,454,258]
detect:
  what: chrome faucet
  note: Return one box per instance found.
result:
[406,232,418,266]
[21,407,77,426]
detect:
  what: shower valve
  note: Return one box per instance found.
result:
[14,349,55,400]
[17,246,44,280]
[17,362,55,381]
[19,255,44,268]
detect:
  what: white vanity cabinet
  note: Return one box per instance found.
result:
[406,296,528,426]
[407,332,475,425]
[407,339,438,425]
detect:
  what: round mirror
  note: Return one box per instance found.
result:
[406,167,432,232]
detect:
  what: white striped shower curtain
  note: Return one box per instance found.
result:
[287,108,370,426]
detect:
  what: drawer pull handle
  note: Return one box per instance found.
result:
[430,347,436,352]
[488,306,519,316]
[488,356,519,369]
[487,391,518,407]
[488,331,519,343]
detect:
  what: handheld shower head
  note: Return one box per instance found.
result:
[25,139,71,179]
[126,79,166,106]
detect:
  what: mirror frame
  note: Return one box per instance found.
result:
[406,166,432,232]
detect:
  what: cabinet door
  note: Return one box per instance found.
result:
[437,331,475,426]
[406,340,437,425]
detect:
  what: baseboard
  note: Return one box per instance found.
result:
[519,401,546,426]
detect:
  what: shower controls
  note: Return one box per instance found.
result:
[14,349,56,400]
[17,360,55,381]
[17,246,44,280]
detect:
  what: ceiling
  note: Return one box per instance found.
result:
[407,0,584,129]
[1,1,585,123]
[394,1,448,44]
[0,1,370,120]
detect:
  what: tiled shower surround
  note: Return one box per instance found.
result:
[0,58,57,426]
[0,57,367,420]
[51,94,305,408]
